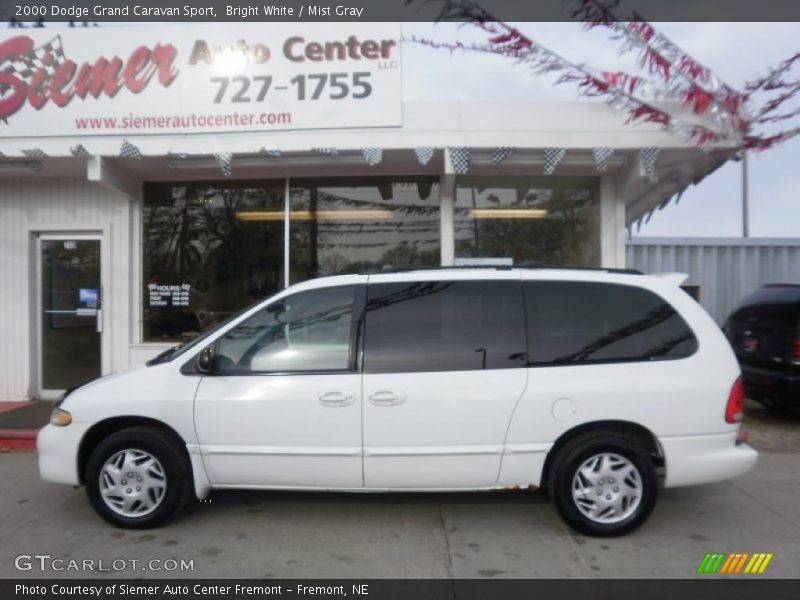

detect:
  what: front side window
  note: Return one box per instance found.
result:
[213,286,356,374]
[364,280,526,374]
[524,281,698,366]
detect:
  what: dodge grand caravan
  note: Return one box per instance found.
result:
[38,267,757,536]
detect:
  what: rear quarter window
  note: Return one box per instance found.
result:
[524,281,698,366]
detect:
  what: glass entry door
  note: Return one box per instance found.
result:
[39,235,102,393]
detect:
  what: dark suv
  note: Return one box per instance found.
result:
[724,284,800,409]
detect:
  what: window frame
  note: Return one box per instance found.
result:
[204,284,367,377]
[521,279,699,368]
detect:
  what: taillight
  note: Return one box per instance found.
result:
[791,337,800,365]
[725,376,745,424]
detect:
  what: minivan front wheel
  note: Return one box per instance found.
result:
[85,427,191,528]
[547,432,657,536]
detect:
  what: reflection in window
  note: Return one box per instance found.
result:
[524,281,698,366]
[289,178,440,282]
[143,181,284,342]
[214,286,355,373]
[455,177,600,267]
[364,281,526,373]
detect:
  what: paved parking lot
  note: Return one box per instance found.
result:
[0,406,798,580]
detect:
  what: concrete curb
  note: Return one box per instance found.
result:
[0,429,38,452]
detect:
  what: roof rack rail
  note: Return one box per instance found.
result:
[352,264,643,276]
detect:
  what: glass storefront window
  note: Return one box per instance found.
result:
[289,177,440,282]
[143,181,284,342]
[455,177,600,267]
[142,175,602,343]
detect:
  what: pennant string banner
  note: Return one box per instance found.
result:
[214,152,232,177]
[405,31,728,149]
[593,146,615,172]
[492,147,514,164]
[405,0,800,151]
[70,144,91,158]
[414,147,435,166]
[543,147,566,175]
[569,0,746,133]
[640,147,660,177]
[119,140,142,160]
[448,147,470,174]
[362,148,383,166]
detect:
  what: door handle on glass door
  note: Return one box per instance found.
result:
[318,391,354,407]
[368,390,405,407]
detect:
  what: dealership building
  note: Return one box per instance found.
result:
[0,24,734,401]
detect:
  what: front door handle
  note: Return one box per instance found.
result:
[318,391,354,407]
[369,390,405,407]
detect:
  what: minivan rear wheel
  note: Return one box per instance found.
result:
[547,432,657,537]
[85,427,191,528]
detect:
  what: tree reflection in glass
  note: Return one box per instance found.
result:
[455,177,600,267]
[289,177,441,282]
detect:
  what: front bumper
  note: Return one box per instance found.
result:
[660,432,758,488]
[37,423,92,486]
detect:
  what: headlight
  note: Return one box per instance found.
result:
[50,408,72,427]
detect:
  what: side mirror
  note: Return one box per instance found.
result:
[196,346,214,374]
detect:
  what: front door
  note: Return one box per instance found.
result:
[194,282,365,488]
[361,276,529,488]
[38,235,103,395]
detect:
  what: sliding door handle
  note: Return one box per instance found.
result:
[369,390,405,407]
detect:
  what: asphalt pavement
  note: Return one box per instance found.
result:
[0,449,797,579]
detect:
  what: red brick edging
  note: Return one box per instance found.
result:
[0,429,39,452]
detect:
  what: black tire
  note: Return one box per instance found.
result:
[84,426,192,528]
[547,432,657,537]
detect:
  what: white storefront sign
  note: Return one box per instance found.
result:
[0,23,402,137]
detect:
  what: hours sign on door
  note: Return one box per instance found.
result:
[0,23,402,137]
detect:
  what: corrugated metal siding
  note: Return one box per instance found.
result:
[627,238,800,323]
[0,179,133,401]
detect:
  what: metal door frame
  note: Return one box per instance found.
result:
[34,231,106,400]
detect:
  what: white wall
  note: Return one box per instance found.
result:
[0,179,133,401]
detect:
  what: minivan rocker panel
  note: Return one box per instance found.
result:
[38,269,757,536]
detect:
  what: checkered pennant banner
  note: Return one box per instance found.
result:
[640,147,661,177]
[70,144,91,158]
[312,147,338,155]
[448,147,470,175]
[119,140,142,160]
[593,147,615,172]
[543,147,566,175]
[362,148,383,166]
[492,147,514,165]
[592,146,614,172]
[414,147,435,166]
[22,149,48,157]
[0,35,65,96]
[214,152,233,177]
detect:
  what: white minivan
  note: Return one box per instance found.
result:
[38,267,757,536]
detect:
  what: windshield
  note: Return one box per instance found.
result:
[146,299,264,366]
